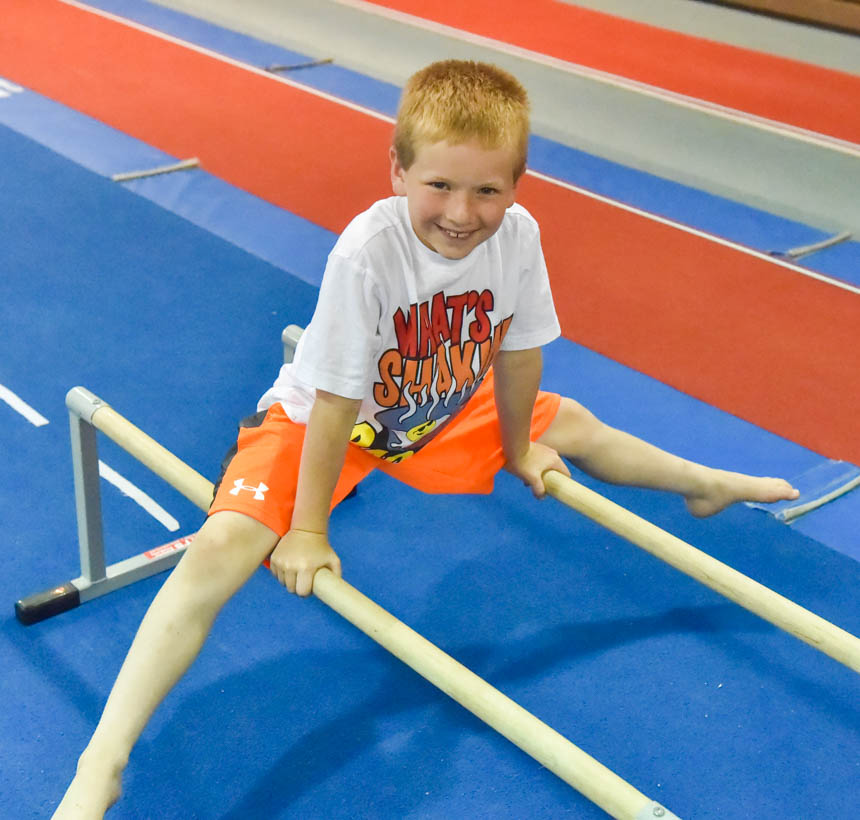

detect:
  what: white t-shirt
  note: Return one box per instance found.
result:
[258,195,560,461]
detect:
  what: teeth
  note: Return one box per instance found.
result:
[442,228,471,239]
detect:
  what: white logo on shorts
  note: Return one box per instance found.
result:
[229,478,269,501]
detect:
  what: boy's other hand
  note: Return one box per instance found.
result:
[269,529,342,597]
[505,442,570,498]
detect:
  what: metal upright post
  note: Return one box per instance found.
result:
[15,387,195,624]
[68,397,107,584]
[282,323,303,363]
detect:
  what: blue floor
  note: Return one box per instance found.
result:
[1,4,858,818]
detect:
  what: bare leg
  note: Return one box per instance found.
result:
[539,398,798,517]
[52,511,279,819]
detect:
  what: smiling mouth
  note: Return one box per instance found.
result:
[438,225,474,240]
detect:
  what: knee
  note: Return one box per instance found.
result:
[556,397,597,427]
[182,525,232,575]
[539,397,603,457]
[177,512,277,591]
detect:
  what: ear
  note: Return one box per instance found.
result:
[390,145,407,195]
[505,167,522,208]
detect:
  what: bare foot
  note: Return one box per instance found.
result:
[51,757,122,820]
[684,468,799,518]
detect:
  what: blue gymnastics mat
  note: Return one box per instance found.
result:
[1,115,858,819]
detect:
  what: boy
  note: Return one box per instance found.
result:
[53,60,797,818]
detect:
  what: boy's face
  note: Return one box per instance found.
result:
[390,138,519,260]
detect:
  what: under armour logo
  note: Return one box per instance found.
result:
[229,478,269,500]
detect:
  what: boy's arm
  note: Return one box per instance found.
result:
[268,389,361,596]
[493,348,569,497]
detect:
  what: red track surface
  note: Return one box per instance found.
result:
[365,0,860,144]
[4,0,859,464]
[1,0,393,230]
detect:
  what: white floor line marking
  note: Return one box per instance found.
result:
[0,77,24,94]
[526,168,860,297]
[0,384,50,426]
[98,460,181,531]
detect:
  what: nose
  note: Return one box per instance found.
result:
[445,190,473,227]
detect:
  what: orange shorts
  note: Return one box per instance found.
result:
[209,369,561,536]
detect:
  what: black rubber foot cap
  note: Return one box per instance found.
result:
[15,583,80,625]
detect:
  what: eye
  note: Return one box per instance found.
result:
[479,186,500,195]
[428,181,448,190]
